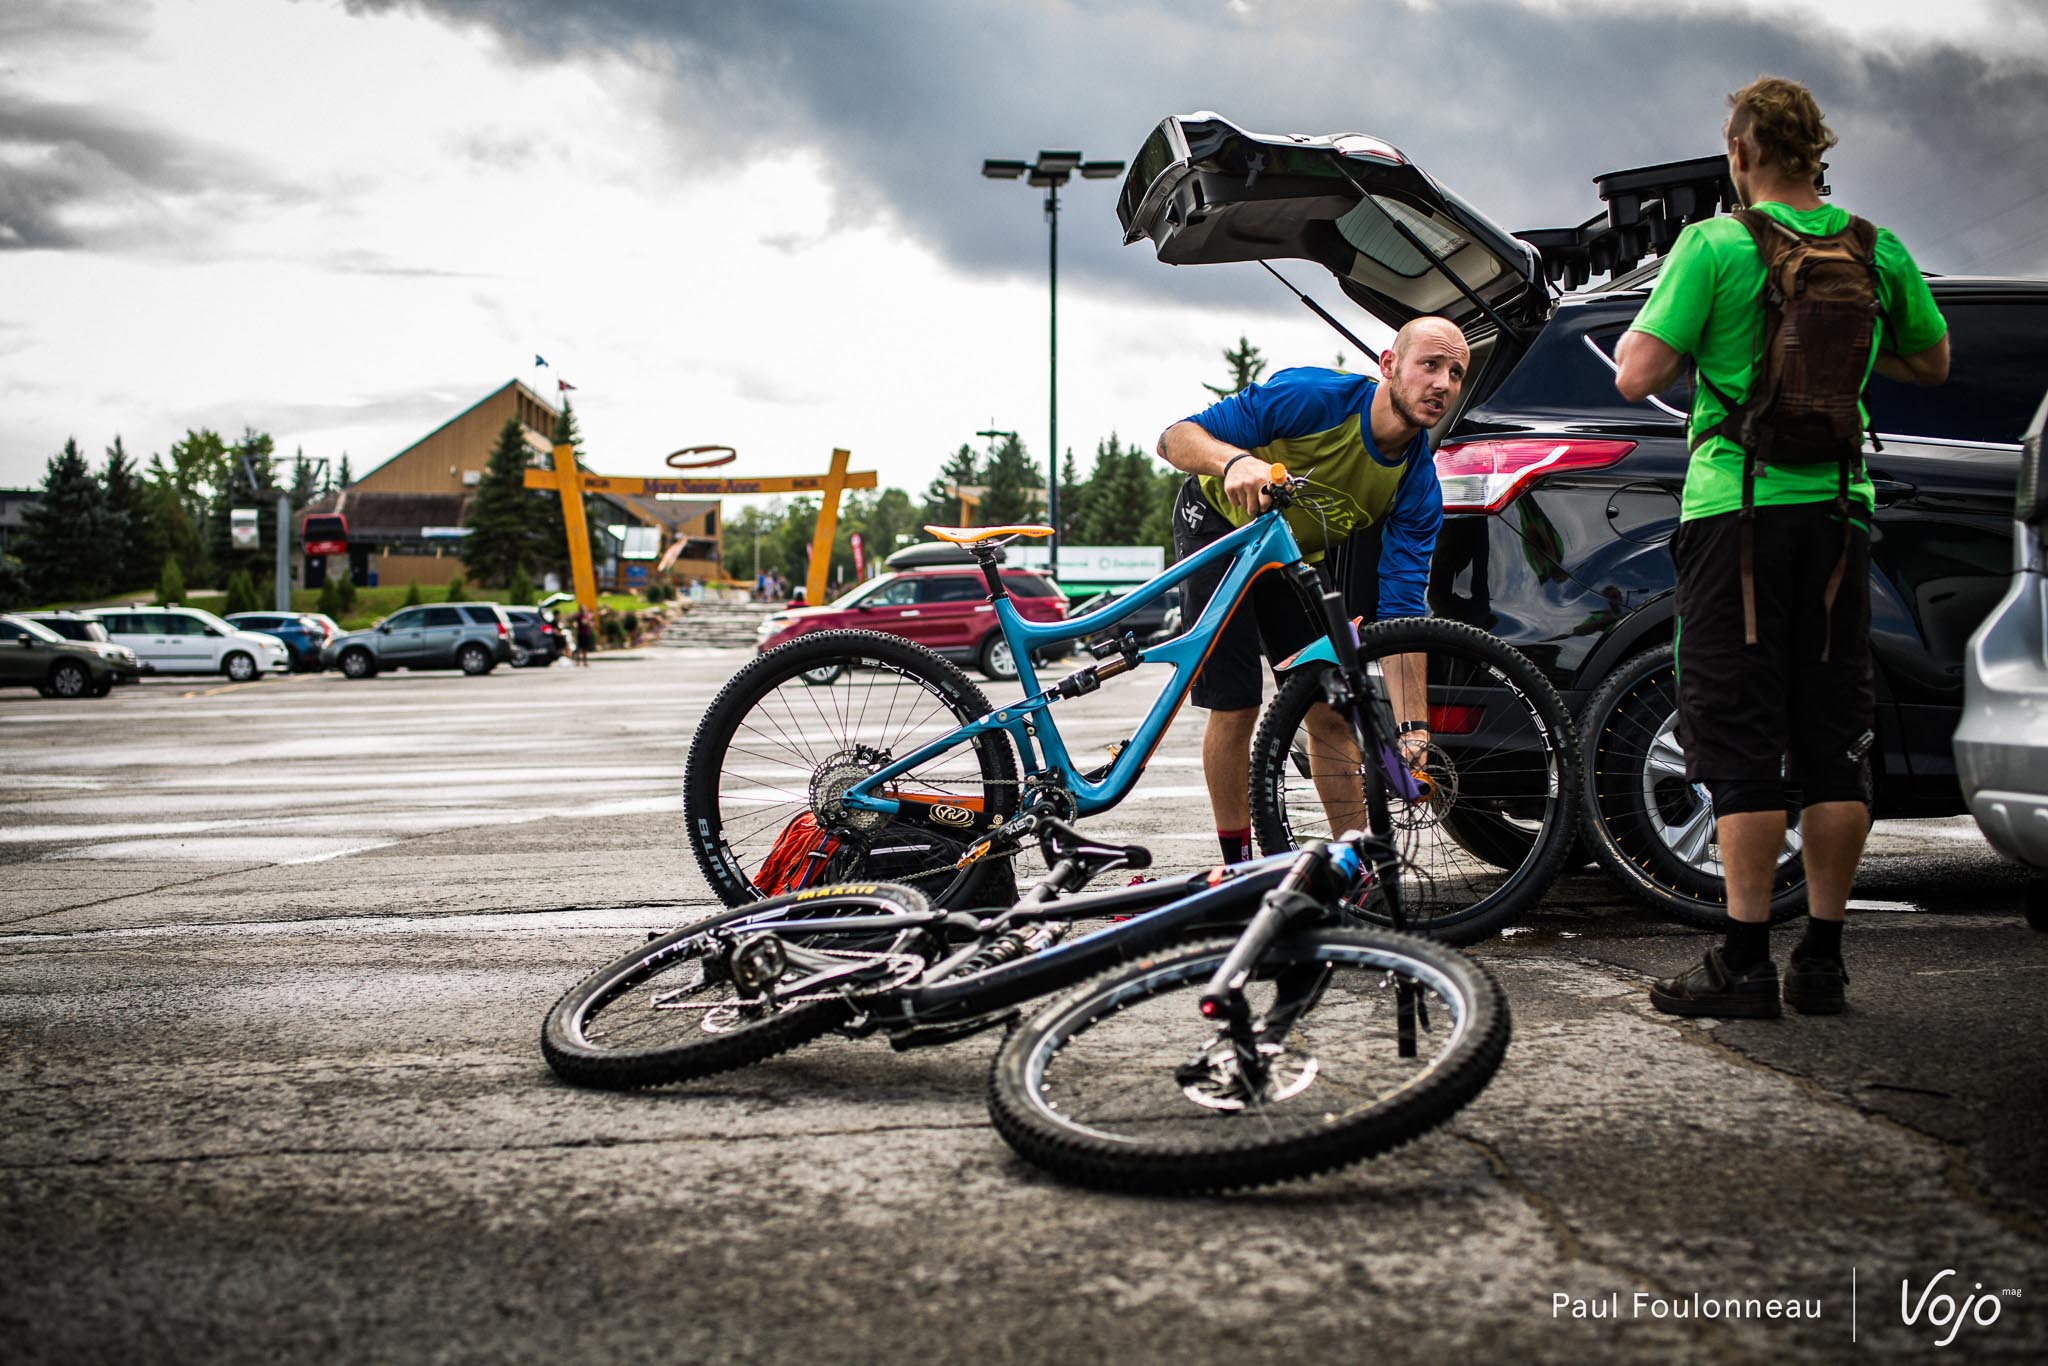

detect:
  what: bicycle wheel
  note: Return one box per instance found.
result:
[685,630,1021,909]
[1578,644,1806,928]
[542,883,932,1089]
[988,929,1510,1194]
[1249,617,1577,944]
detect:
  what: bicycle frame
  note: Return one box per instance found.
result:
[838,506,1315,821]
[708,840,1371,1031]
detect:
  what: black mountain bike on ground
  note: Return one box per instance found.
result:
[547,588,1511,1193]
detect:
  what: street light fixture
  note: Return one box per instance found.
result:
[981,147,1125,574]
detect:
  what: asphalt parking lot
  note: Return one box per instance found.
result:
[3,647,2045,1364]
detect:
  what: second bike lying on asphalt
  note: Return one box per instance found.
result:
[683,464,1578,946]
[548,583,1513,1194]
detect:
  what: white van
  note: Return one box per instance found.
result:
[86,606,290,682]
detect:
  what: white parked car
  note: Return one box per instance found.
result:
[84,606,290,682]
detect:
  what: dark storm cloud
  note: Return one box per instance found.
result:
[0,92,298,250]
[352,0,2048,313]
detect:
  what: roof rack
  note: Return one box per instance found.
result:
[1518,154,1804,290]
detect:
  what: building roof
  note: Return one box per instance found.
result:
[346,377,560,490]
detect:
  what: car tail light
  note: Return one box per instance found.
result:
[496,619,509,638]
[1435,439,1636,514]
[1428,704,1484,735]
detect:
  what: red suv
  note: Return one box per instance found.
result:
[755,567,1067,680]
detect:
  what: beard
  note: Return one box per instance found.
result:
[1386,377,1435,434]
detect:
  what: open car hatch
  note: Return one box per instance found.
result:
[1118,112,1549,340]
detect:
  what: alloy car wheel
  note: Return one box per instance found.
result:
[1578,644,1806,928]
[48,660,91,698]
[458,643,493,676]
[978,633,1018,682]
[340,648,375,679]
[223,651,257,684]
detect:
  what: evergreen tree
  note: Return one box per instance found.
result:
[16,438,112,602]
[0,554,27,611]
[156,555,186,606]
[1203,335,1268,399]
[444,573,467,602]
[101,437,162,591]
[507,563,534,605]
[403,579,423,607]
[1058,448,1083,544]
[920,445,984,527]
[317,574,343,620]
[289,448,321,507]
[336,570,357,613]
[1073,434,1156,545]
[979,434,1041,526]
[336,454,354,488]
[464,418,539,586]
[223,569,261,617]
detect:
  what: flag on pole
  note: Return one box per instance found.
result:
[558,379,577,393]
[534,355,548,367]
[851,533,865,581]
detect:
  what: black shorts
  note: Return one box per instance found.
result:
[1671,501,1875,809]
[1171,477,1383,711]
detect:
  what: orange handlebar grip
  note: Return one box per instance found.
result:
[1267,462,1288,483]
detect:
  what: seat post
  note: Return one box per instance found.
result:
[973,544,1010,600]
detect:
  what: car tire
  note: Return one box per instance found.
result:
[92,679,113,697]
[977,631,1018,682]
[47,659,92,699]
[340,648,377,679]
[458,642,494,676]
[1578,644,1806,928]
[222,651,257,684]
[510,643,532,667]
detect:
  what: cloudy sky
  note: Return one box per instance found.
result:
[4,0,2045,503]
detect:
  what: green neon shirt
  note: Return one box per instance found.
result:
[1629,201,1948,522]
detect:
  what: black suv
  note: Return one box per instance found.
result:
[1120,114,2048,923]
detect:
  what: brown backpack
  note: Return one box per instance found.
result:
[1691,209,1883,653]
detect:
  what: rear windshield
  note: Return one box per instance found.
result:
[460,606,501,625]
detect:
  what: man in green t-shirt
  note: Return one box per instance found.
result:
[1614,75,1950,1019]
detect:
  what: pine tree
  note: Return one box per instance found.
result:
[101,437,162,592]
[0,554,27,611]
[223,569,261,617]
[921,445,984,527]
[1058,448,1083,544]
[444,573,467,602]
[336,454,354,488]
[405,580,424,607]
[979,434,1041,526]
[289,449,321,507]
[1203,335,1268,400]
[16,438,112,603]
[507,564,534,605]
[156,555,186,606]
[465,418,538,586]
[317,574,343,620]
[336,570,357,613]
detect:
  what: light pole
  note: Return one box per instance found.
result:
[981,150,1124,575]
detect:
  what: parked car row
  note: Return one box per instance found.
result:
[756,565,1068,681]
[1,600,572,699]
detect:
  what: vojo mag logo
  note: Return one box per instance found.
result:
[1899,1270,2021,1347]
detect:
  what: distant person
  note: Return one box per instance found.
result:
[1615,74,1949,1018]
[1155,316,1468,865]
[573,607,595,667]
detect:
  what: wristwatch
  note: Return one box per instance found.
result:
[1397,721,1430,737]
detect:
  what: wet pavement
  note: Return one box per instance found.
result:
[2,649,2044,1364]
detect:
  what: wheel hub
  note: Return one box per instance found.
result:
[1179,1038,1319,1111]
[1640,710,1801,874]
[810,747,890,834]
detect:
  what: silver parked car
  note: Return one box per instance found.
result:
[322,602,514,678]
[1955,388,2048,929]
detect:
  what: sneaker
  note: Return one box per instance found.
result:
[1783,955,1848,1015]
[1650,947,1782,1019]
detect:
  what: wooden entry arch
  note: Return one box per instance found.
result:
[524,446,878,611]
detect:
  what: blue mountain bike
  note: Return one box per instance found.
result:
[682,466,1577,942]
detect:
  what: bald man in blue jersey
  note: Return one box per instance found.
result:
[1158,315,1468,864]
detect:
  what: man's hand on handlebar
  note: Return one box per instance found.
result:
[1222,454,1275,515]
